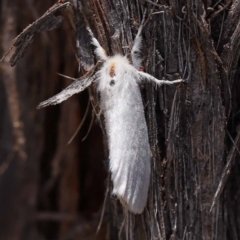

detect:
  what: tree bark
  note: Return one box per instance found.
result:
[1,0,240,239]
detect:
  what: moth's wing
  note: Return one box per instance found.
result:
[105,79,151,213]
[111,121,151,214]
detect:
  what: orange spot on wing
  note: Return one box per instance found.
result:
[110,63,116,77]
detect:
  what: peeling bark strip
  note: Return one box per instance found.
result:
[1,2,71,66]
[37,62,101,109]
[2,0,240,239]
[210,127,240,212]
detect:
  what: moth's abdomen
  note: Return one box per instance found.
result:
[101,78,151,214]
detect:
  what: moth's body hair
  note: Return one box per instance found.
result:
[131,10,145,70]
[38,14,184,214]
[98,55,151,213]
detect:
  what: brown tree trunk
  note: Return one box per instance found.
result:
[1,0,240,239]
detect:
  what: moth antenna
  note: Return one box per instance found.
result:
[87,27,108,61]
[68,99,91,144]
[131,9,147,70]
[138,71,184,86]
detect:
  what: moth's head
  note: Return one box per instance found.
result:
[98,55,135,92]
[105,55,130,75]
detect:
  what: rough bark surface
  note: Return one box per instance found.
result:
[0,0,240,240]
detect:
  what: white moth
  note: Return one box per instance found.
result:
[38,20,184,214]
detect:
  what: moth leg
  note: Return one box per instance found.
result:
[82,109,95,141]
[87,27,108,61]
[138,71,184,86]
[131,10,147,70]
[37,61,101,109]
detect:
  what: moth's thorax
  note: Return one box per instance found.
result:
[98,55,137,93]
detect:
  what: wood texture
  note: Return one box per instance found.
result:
[1,0,240,239]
